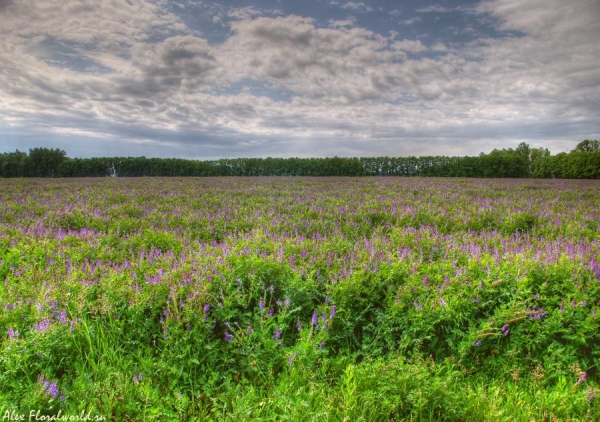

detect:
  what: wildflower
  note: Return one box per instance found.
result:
[34,319,51,332]
[501,324,510,336]
[259,300,265,312]
[38,375,60,399]
[284,297,291,307]
[413,301,422,312]
[472,340,482,347]
[133,373,143,383]
[312,310,318,327]
[7,327,19,339]
[288,355,294,367]
[272,328,281,340]
[297,319,302,331]
[586,387,596,402]
[319,342,324,351]
[438,297,447,307]
[58,310,68,324]
[224,331,233,343]
[247,325,254,334]
[577,372,587,384]
[330,305,336,319]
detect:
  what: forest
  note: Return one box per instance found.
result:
[1,140,599,178]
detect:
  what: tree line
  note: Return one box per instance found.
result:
[1,141,599,178]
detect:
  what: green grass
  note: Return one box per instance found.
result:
[0,177,599,420]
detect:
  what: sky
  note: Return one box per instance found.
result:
[0,0,599,159]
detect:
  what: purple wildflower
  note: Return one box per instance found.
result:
[272,328,281,340]
[7,327,19,339]
[297,319,302,331]
[58,310,68,324]
[224,331,233,343]
[312,310,318,327]
[330,305,336,319]
[38,375,60,399]
[34,319,51,332]
[586,387,596,402]
[133,373,143,383]
[247,325,254,334]
[472,340,482,347]
[438,297,447,307]
[578,372,587,384]
[259,300,265,312]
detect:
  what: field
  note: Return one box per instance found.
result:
[1,177,599,421]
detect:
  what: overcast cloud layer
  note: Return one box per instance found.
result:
[1,0,599,158]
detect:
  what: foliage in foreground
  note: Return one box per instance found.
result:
[0,177,599,420]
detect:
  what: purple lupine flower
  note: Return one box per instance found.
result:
[438,297,447,307]
[319,342,324,351]
[288,355,294,367]
[259,300,265,312]
[414,301,422,312]
[501,324,510,336]
[592,310,597,317]
[312,310,318,327]
[297,319,302,331]
[133,373,143,383]
[276,300,282,307]
[578,372,587,384]
[268,309,274,317]
[284,297,291,307]
[472,340,482,347]
[224,331,233,343]
[330,305,336,319]
[247,325,254,334]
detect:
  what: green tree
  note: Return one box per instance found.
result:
[572,139,600,153]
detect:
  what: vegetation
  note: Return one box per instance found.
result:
[1,177,599,420]
[1,141,599,178]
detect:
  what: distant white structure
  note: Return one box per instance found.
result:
[109,163,118,178]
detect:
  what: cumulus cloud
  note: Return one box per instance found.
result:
[0,0,598,158]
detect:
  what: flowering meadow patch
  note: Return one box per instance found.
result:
[0,177,599,420]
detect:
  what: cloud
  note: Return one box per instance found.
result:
[340,2,372,12]
[0,0,598,158]
[416,5,450,13]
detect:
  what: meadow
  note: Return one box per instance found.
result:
[0,176,599,421]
